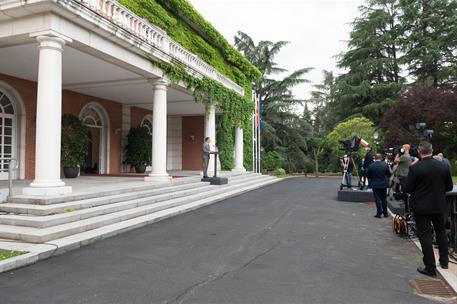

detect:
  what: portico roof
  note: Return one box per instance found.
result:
[0,42,205,115]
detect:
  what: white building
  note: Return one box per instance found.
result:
[0,0,253,196]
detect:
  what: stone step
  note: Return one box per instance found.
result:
[7,172,254,205]
[47,177,281,257]
[0,173,258,216]
[0,174,266,227]
[0,176,277,243]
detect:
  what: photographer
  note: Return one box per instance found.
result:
[394,144,418,200]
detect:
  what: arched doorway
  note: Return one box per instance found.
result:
[79,103,109,174]
[0,83,25,180]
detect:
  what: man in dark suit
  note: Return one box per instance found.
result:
[405,141,454,277]
[367,153,391,218]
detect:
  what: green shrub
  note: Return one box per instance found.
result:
[274,168,287,177]
[322,116,375,159]
[125,126,152,166]
[61,114,90,168]
[263,151,283,171]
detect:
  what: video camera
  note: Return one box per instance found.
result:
[339,136,361,153]
[385,146,403,159]
[385,145,419,160]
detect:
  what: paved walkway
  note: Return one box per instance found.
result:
[0,177,437,303]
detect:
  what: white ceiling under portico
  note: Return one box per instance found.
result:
[0,43,205,115]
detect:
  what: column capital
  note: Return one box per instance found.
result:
[204,100,216,107]
[148,78,170,90]
[36,36,66,52]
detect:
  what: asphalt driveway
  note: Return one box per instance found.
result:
[0,177,435,304]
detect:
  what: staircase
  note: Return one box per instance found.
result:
[0,173,279,250]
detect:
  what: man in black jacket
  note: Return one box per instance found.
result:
[405,141,454,277]
[367,153,391,218]
[361,148,374,188]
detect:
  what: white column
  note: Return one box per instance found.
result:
[204,102,219,175]
[204,102,216,145]
[232,127,246,172]
[145,79,171,182]
[23,36,71,196]
[121,105,131,173]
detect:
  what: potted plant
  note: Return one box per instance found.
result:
[125,126,152,173]
[61,114,90,178]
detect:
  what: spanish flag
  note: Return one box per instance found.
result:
[255,96,259,128]
[360,138,369,147]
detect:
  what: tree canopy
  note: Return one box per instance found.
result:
[235,31,314,173]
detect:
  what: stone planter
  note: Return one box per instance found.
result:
[63,167,79,178]
[135,164,146,174]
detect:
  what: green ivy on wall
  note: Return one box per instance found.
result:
[117,0,260,86]
[150,59,253,170]
[117,0,257,170]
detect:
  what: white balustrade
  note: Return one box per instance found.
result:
[72,0,244,95]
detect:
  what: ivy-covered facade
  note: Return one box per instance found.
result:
[118,0,260,171]
[0,0,257,196]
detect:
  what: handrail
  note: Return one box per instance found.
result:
[0,158,18,199]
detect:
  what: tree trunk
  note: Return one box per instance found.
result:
[313,149,320,178]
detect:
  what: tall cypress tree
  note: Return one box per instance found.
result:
[334,0,405,124]
[399,0,457,87]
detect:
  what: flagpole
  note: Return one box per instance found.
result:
[257,94,261,174]
[252,112,255,173]
[252,90,256,173]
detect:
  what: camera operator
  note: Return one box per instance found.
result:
[340,154,354,189]
[394,144,418,200]
[404,142,453,277]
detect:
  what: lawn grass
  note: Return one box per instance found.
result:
[453,176,457,184]
[0,250,27,261]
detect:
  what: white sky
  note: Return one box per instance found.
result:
[189,0,365,100]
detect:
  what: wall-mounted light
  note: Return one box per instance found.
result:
[189,135,195,142]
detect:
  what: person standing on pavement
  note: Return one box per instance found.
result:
[361,148,374,188]
[367,153,391,218]
[341,154,354,189]
[395,144,418,200]
[202,137,211,179]
[405,141,454,277]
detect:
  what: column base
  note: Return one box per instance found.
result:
[144,173,171,182]
[23,186,72,196]
[200,171,220,177]
[232,168,246,173]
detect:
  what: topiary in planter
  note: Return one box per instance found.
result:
[61,114,90,178]
[125,126,152,173]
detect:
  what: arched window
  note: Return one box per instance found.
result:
[80,106,103,128]
[141,114,153,135]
